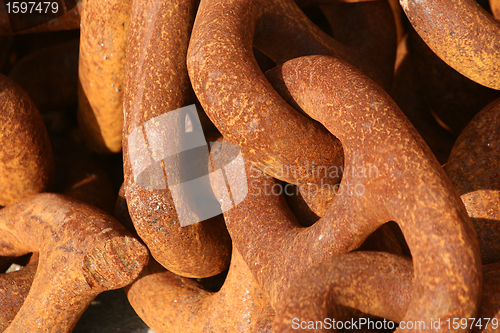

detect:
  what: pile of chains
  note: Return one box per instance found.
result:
[0,0,499,332]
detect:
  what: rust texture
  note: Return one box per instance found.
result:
[400,0,500,90]
[0,1,81,35]
[189,0,365,187]
[126,247,274,333]
[282,183,321,227]
[445,98,500,264]
[0,74,54,207]
[77,0,131,153]
[123,0,231,278]
[407,29,500,136]
[272,252,413,332]
[0,254,38,331]
[273,253,500,333]
[250,0,396,89]
[218,56,481,327]
[491,0,500,19]
[188,0,397,187]
[2,0,499,330]
[0,193,148,333]
[9,39,79,115]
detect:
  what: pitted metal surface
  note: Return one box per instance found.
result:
[1,1,500,331]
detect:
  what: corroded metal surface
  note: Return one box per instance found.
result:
[445,98,500,264]
[0,193,148,333]
[355,224,404,256]
[400,0,500,90]
[188,0,397,186]
[266,64,403,255]
[77,0,131,153]
[1,0,499,330]
[272,252,413,332]
[0,254,38,331]
[273,252,500,333]
[188,0,345,188]
[219,56,481,327]
[0,74,54,207]
[492,0,500,19]
[126,247,274,333]
[123,0,231,278]
[407,29,500,135]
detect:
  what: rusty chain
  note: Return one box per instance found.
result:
[0,0,500,332]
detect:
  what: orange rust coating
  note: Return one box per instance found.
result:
[491,0,500,19]
[275,55,481,328]
[126,247,274,333]
[445,98,500,264]
[272,55,480,326]
[0,254,38,331]
[274,253,500,333]
[187,0,348,188]
[0,193,149,333]
[123,0,231,278]
[400,0,500,90]
[0,74,54,207]
[251,0,395,90]
[188,0,396,187]
[77,0,131,153]
[220,56,481,326]
[272,252,413,332]
[406,30,500,136]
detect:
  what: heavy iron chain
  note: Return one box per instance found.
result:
[0,0,499,332]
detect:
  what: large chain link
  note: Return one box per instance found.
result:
[1,0,500,332]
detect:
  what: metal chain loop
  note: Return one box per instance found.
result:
[2,0,500,332]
